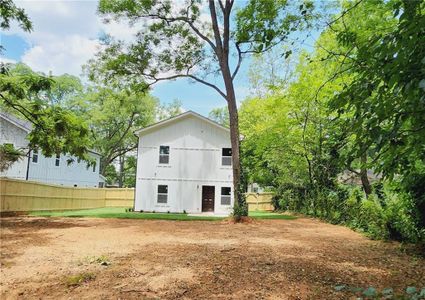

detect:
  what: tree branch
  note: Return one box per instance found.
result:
[143,10,217,52]
[209,0,223,55]
[145,72,227,100]
[326,0,365,31]
[0,93,46,133]
[107,112,137,158]
[222,0,233,56]
[232,42,243,80]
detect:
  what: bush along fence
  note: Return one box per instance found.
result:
[272,182,425,243]
[0,177,134,212]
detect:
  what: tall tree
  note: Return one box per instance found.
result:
[0,0,32,34]
[328,0,425,225]
[77,87,157,183]
[89,0,315,217]
[0,2,92,167]
[0,63,93,166]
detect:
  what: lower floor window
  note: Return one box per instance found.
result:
[157,185,168,203]
[221,187,231,205]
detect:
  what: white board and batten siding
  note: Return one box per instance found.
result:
[0,114,29,179]
[0,111,102,187]
[27,150,101,187]
[134,111,234,216]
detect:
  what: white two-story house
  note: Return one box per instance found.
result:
[134,111,234,215]
[0,111,103,187]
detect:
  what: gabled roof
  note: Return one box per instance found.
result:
[0,111,32,133]
[134,110,230,136]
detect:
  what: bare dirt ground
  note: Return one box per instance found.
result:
[1,216,424,299]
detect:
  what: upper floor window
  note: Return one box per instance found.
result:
[159,145,170,164]
[157,185,168,203]
[92,164,96,172]
[55,154,60,166]
[32,149,39,163]
[221,187,231,205]
[222,148,232,166]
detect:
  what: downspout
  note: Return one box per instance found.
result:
[25,150,31,180]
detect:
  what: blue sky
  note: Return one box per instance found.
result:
[0,1,317,116]
[0,0,254,116]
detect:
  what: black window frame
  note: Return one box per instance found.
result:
[55,154,60,167]
[32,149,39,163]
[157,184,168,203]
[221,187,231,205]
[159,145,170,164]
[222,148,232,166]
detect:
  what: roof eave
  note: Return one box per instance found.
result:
[134,110,230,136]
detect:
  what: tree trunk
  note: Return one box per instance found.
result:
[360,152,372,196]
[227,91,242,211]
[208,0,244,216]
[118,155,124,188]
[220,65,242,212]
[220,52,243,214]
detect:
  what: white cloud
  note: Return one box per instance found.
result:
[6,1,101,76]
[0,57,17,64]
[21,34,99,76]
[7,0,141,76]
[6,0,216,77]
[12,0,101,39]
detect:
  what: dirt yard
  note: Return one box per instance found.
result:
[1,216,424,299]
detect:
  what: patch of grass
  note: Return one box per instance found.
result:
[93,255,111,266]
[77,255,111,266]
[30,207,225,221]
[30,207,297,221]
[249,211,297,220]
[65,272,95,287]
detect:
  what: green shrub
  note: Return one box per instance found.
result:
[272,180,424,243]
[232,201,248,222]
[358,195,388,240]
[384,191,423,242]
[343,187,363,227]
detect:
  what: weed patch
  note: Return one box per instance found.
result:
[65,272,96,287]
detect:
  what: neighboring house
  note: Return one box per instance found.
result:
[134,111,234,215]
[0,111,102,187]
[338,169,381,186]
[247,183,265,193]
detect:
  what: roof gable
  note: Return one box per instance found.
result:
[135,111,229,136]
[0,111,32,133]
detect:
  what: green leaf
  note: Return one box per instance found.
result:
[334,285,346,291]
[362,287,377,297]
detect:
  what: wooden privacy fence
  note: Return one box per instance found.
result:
[0,177,134,212]
[246,192,274,211]
[0,177,275,212]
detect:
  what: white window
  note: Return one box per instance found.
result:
[32,149,38,163]
[221,187,231,205]
[159,146,169,164]
[222,148,232,166]
[55,154,60,166]
[157,185,168,203]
